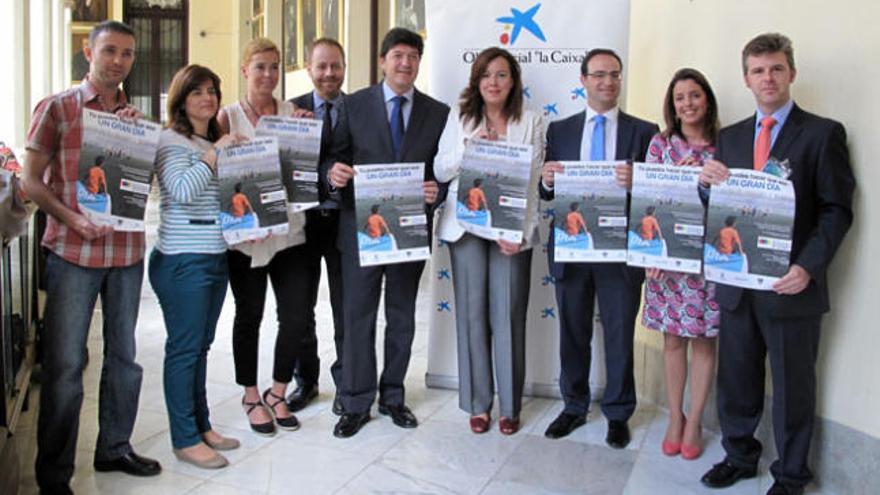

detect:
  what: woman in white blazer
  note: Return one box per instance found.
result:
[434,47,545,435]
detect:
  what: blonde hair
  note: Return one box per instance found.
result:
[242,37,280,66]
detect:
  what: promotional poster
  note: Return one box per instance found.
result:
[255,115,322,212]
[217,137,289,244]
[353,163,430,267]
[704,169,795,290]
[627,163,704,273]
[553,161,628,262]
[456,139,533,243]
[77,109,161,231]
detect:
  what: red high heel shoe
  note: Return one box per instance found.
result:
[469,414,490,434]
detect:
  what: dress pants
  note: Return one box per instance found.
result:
[36,253,144,487]
[448,234,531,418]
[228,243,314,386]
[339,249,424,414]
[293,208,345,388]
[718,290,821,489]
[555,264,640,421]
[149,250,227,449]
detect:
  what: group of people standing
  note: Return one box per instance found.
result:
[21,17,853,495]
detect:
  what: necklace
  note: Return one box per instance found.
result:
[243,96,277,122]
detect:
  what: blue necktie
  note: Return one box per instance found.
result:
[390,95,406,160]
[590,114,606,161]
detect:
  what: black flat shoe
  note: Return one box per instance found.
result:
[263,388,301,431]
[700,460,757,488]
[544,412,586,439]
[286,383,319,412]
[93,451,161,477]
[378,403,418,428]
[333,412,371,438]
[242,395,276,436]
[766,480,803,495]
[332,395,345,416]
[605,420,631,449]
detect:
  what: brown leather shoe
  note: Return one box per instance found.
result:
[469,414,490,434]
[499,416,520,435]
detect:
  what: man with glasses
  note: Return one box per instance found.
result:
[539,48,657,447]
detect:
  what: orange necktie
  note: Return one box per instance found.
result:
[754,116,777,170]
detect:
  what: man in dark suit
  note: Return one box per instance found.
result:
[285,38,347,415]
[539,49,658,448]
[326,27,450,438]
[699,33,855,495]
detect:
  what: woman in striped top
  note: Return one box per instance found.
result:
[149,64,245,469]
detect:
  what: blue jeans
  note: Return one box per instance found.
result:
[148,250,227,449]
[36,253,144,487]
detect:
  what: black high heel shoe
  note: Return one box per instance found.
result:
[263,389,301,431]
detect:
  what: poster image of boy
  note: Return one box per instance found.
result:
[230,182,255,217]
[466,178,488,212]
[364,204,391,239]
[77,155,111,214]
[85,155,108,194]
[639,206,663,241]
[627,205,667,257]
[565,202,588,236]
[714,215,744,255]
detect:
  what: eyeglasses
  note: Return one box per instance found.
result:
[586,71,622,81]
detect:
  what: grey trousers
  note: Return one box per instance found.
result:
[448,234,532,418]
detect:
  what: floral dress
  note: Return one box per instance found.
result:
[641,133,720,338]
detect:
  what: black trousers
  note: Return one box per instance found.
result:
[339,249,425,414]
[554,264,640,421]
[717,291,821,489]
[228,243,313,386]
[292,209,345,388]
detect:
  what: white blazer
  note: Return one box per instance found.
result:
[433,108,546,248]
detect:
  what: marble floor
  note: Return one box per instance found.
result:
[12,200,830,494]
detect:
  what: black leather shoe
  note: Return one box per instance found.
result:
[766,480,803,495]
[333,412,371,438]
[605,420,630,449]
[39,483,73,495]
[544,412,586,439]
[378,403,418,429]
[332,396,345,416]
[94,451,161,477]
[286,383,319,412]
[700,460,757,488]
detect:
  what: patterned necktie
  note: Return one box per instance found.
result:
[390,95,406,160]
[754,115,777,170]
[590,114,606,161]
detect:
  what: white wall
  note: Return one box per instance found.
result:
[627,0,880,439]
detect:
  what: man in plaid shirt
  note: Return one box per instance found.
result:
[22,20,160,494]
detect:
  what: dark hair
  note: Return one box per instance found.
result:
[380,27,423,57]
[94,156,105,166]
[473,178,483,187]
[661,68,719,144]
[570,202,580,211]
[89,20,135,47]
[167,65,223,141]
[458,47,524,128]
[724,215,737,226]
[234,183,243,193]
[742,33,795,75]
[580,48,622,76]
[646,206,655,215]
[371,204,380,213]
[307,37,346,64]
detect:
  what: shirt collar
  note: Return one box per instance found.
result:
[312,90,342,110]
[585,104,619,124]
[382,80,414,104]
[756,99,794,129]
[79,75,128,110]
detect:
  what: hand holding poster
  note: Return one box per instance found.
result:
[217,137,289,244]
[553,161,628,262]
[354,163,430,267]
[456,139,533,243]
[255,116,322,212]
[627,163,704,273]
[703,169,795,290]
[77,109,161,231]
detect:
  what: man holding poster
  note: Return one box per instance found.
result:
[327,28,449,438]
[22,21,161,493]
[699,34,855,495]
[539,49,657,447]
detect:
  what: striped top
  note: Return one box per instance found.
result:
[154,129,226,255]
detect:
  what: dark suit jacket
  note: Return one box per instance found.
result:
[539,110,658,284]
[713,104,855,316]
[328,83,450,254]
[290,90,346,203]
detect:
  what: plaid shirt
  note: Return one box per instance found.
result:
[26,78,145,268]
